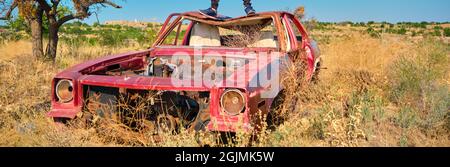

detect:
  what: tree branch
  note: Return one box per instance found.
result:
[36,0,51,12]
[51,0,60,14]
[101,0,122,9]
[0,0,17,20]
[57,1,122,28]
[57,13,81,27]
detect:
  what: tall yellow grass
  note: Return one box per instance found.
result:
[0,31,448,147]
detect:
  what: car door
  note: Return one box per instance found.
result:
[283,14,315,77]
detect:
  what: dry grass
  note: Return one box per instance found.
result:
[269,32,449,147]
[0,29,448,147]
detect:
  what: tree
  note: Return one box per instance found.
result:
[37,0,122,61]
[6,15,28,32]
[1,0,45,58]
[294,6,305,20]
[1,0,121,62]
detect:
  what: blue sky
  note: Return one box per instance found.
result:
[85,0,450,23]
[2,0,450,25]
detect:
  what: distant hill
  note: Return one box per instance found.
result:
[104,20,161,29]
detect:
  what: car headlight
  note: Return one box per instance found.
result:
[220,89,246,116]
[55,79,74,103]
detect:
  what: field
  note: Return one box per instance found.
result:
[0,21,449,147]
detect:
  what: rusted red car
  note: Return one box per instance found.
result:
[49,11,321,134]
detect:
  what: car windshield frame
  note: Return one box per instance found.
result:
[153,13,286,51]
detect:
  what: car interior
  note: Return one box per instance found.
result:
[160,16,280,48]
[188,22,279,48]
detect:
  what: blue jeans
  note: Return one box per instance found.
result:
[211,0,252,9]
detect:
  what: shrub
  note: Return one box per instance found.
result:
[420,21,429,28]
[366,27,380,38]
[433,26,443,30]
[388,39,449,132]
[397,28,407,35]
[443,28,450,37]
[389,24,395,28]
[432,29,442,36]
[6,17,28,33]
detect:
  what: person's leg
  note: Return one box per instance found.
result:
[212,0,219,10]
[200,0,219,17]
[243,0,256,15]
[243,0,251,7]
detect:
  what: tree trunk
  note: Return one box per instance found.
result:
[30,18,44,59]
[45,18,59,62]
[29,9,44,59]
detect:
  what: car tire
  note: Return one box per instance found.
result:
[311,60,321,83]
[267,90,287,131]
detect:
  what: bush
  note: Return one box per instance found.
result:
[366,27,380,38]
[7,17,28,34]
[388,39,449,131]
[389,24,395,28]
[444,28,450,37]
[397,28,407,35]
[433,26,442,30]
[85,27,93,33]
[432,29,442,36]
[419,21,428,28]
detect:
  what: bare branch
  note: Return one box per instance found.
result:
[0,0,18,20]
[101,0,121,9]
[51,0,60,14]
[57,13,82,27]
[55,0,121,28]
[36,0,51,12]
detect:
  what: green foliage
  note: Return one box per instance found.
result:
[56,20,162,47]
[314,22,335,31]
[432,29,442,36]
[366,27,380,38]
[389,39,449,131]
[337,21,354,26]
[56,6,72,20]
[6,17,28,32]
[66,21,87,27]
[397,22,428,29]
[303,18,318,31]
[396,106,417,129]
[389,23,395,28]
[3,17,28,41]
[397,27,407,35]
[443,28,450,37]
[433,26,443,30]
[385,27,408,35]
[357,22,366,27]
